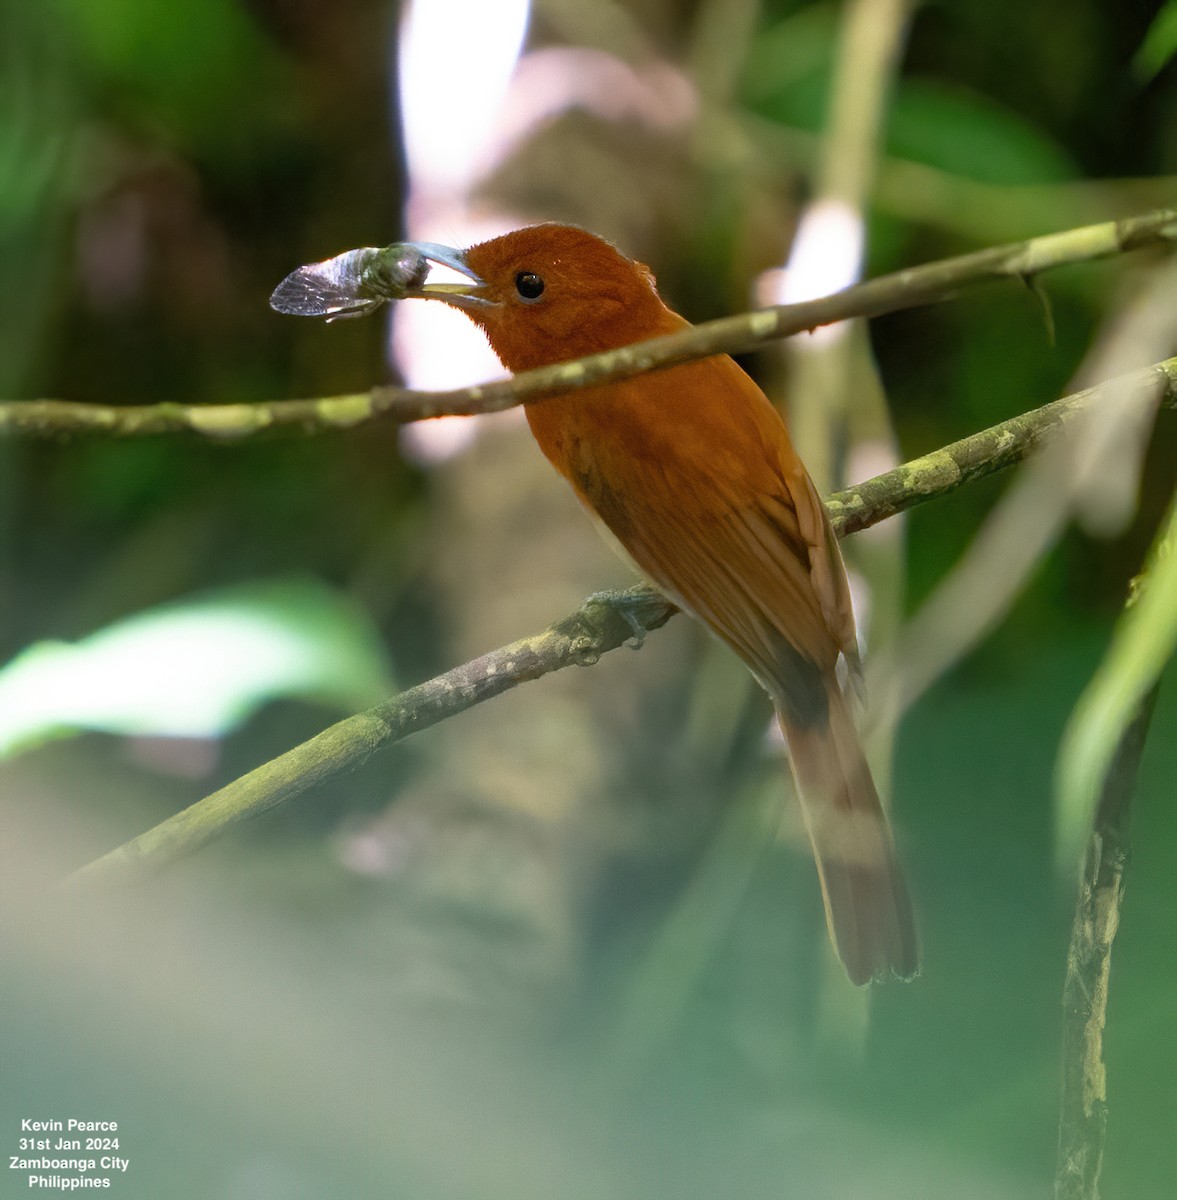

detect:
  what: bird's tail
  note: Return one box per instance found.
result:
[777,680,919,985]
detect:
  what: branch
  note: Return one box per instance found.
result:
[1054,684,1160,1200]
[66,588,677,887]
[64,360,1177,886]
[1053,483,1177,1197]
[7,208,1177,441]
[827,358,1177,535]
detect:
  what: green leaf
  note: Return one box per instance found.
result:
[745,11,1075,189]
[888,81,1075,186]
[56,0,296,160]
[742,4,840,114]
[0,579,394,756]
[1054,490,1177,869]
[1133,1,1177,83]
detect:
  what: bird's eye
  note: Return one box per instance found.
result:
[514,271,545,302]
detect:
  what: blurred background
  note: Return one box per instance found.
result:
[1,0,1175,1196]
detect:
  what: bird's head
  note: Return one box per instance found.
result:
[404,224,680,372]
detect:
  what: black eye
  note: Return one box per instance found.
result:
[515,271,545,301]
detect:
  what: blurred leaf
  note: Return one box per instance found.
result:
[0,579,393,756]
[0,4,78,394]
[1055,490,1177,868]
[1132,1,1177,83]
[58,0,294,158]
[742,4,839,110]
[745,30,1074,188]
[888,81,1075,186]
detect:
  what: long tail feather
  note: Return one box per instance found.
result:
[778,682,919,985]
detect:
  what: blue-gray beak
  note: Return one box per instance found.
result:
[402,242,492,309]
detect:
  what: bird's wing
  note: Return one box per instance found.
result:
[779,460,862,682]
[528,355,861,713]
[622,486,835,724]
[624,356,862,708]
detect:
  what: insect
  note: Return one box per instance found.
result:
[269,242,470,321]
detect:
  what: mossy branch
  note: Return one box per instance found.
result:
[1053,490,1176,1199]
[65,360,1177,885]
[65,588,677,887]
[1054,683,1160,1200]
[6,207,1176,440]
[829,359,1177,534]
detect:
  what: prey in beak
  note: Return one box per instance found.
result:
[269,241,488,322]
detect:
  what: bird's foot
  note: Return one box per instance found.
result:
[583,587,669,649]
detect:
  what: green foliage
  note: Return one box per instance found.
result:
[745,9,1075,186]
[0,6,78,393]
[2,0,1176,1195]
[58,0,296,159]
[1133,0,1177,82]
[1055,491,1177,867]
[887,81,1076,186]
[742,2,841,116]
[0,579,393,755]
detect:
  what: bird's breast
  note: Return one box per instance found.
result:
[524,358,788,516]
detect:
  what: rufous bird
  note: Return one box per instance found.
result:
[402,224,918,985]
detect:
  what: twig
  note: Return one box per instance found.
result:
[63,361,1177,885]
[65,589,677,886]
[5,208,1176,441]
[1054,684,1160,1200]
[826,358,1177,534]
[888,254,1177,716]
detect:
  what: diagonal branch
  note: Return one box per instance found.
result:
[827,359,1176,534]
[64,587,677,888]
[6,207,1177,441]
[64,360,1177,886]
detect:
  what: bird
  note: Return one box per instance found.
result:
[401,223,918,985]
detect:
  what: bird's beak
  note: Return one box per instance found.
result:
[401,242,493,310]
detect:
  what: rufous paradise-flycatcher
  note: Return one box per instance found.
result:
[401,224,918,985]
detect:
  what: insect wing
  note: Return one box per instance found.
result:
[269,248,382,320]
[269,244,433,321]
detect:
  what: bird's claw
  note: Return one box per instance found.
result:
[584,588,652,649]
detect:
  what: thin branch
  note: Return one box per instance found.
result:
[1053,483,1177,1197]
[64,361,1177,886]
[826,358,1177,535]
[886,254,1177,718]
[5,208,1176,441]
[65,588,677,887]
[1054,684,1160,1200]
